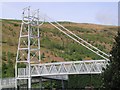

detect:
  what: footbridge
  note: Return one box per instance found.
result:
[18,60,107,77]
[1,60,107,88]
[1,6,110,89]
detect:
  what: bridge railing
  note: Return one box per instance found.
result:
[18,68,29,77]
[0,76,68,88]
[18,60,108,77]
[1,78,15,86]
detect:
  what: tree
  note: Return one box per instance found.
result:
[2,61,7,77]
[6,52,14,77]
[102,30,120,89]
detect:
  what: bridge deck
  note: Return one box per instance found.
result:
[18,60,107,77]
[1,60,107,88]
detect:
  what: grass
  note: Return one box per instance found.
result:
[2,19,117,76]
[1,19,118,88]
[2,19,117,59]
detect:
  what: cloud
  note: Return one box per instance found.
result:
[96,10,118,25]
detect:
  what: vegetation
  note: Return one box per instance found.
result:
[1,19,118,88]
[102,30,120,89]
[68,74,102,89]
[2,51,15,77]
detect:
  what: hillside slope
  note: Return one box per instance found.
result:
[2,19,118,64]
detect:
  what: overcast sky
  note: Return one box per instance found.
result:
[0,2,118,25]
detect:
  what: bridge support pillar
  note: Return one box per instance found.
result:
[28,78,31,89]
[50,79,53,89]
[62,80,64,90]
[39,77,42,90]
[15,78,17,89]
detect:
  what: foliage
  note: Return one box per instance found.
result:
[102,30,120,89]
[2,61,7,77]
[2,19,117,88]
[2,51,6,61]
[41,53,45,60]
[2,52,15,77]
[68,74,102,89]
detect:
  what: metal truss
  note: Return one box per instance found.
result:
[16,7,41,64]
[18,60,107,77]
[15,6,41,88]
[15,7,110,88]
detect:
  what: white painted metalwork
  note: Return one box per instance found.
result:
[1,76,68,88]
[1,78,15,86]
[15,6,41,88]
[0,78,15,88]
[15,7,110,88]
[17,60,107,77]
[45,16,110,61]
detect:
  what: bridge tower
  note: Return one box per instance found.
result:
[15,7,40,88]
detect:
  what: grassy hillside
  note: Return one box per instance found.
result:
[1,19,118,77]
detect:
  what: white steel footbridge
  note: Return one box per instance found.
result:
[1,7,110,89]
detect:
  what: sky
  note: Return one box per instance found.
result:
[0,2,118,25]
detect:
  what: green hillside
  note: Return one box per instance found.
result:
[1,19,118,88]
[2,19,117,63]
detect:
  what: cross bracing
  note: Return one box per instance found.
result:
[14,6,110,88]
[17,60,107,77]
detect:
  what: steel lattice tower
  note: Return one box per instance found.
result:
[15,7,40,88]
